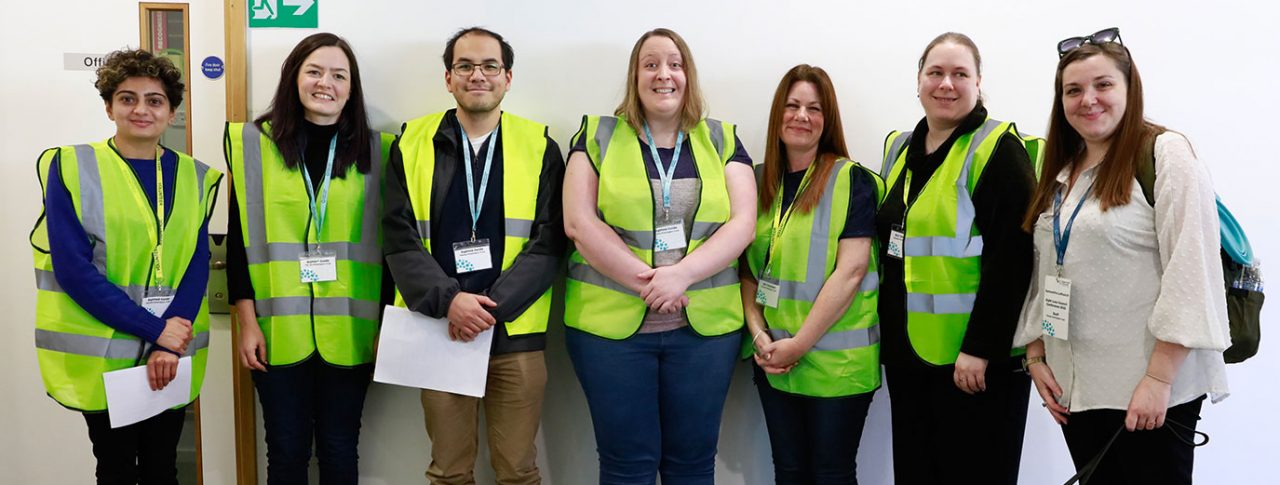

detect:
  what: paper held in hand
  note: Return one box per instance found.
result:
[102,356,193,429]
[373,305,494,397]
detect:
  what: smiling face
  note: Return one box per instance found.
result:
[1061,54,1128,147]
[445,33,511,117]
[635,35,686,123]
[780,81,824,158]
[296,46,351,125]
[105,76,175,144]
[917,41,981,130]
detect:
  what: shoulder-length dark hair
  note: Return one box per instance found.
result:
[759,64,850,214]
[1023,42,1165,231]
[254,32,373,176]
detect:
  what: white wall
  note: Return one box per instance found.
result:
[3,0,1277,484]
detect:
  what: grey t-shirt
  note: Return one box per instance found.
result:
[640,178,699,333]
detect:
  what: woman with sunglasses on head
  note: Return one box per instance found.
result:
[224,33,394,484]
[876,32,1037,484]
[742,64,884,484]
[1015,28,1229,484]
[31,48,221,484]
[562,28,757,484]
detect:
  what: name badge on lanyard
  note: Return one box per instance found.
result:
[1042,275,1071,339]
[756,277,781,308]
[1043,180,1093,340]
[142,287,175,317]
[644,123,687,253]
[655,222,687,251]
[453,239,494,273]
[887,224,906,260]
[300,250,338,283]
[299,135,339,284]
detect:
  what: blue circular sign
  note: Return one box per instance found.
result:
[201,56,225,80]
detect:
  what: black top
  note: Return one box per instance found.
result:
[777,164,878,239]
[383,110,566,355]
[875,105,1036,367]
[227,120,392,307]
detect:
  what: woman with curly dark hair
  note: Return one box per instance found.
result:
[30,48,222,484]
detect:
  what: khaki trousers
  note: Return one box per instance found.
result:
[421,350,546,485]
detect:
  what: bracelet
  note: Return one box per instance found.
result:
[752,330,769,347]
[1145,372,1173,386]
[1022,356,1046,372]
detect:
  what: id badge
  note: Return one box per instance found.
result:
[887,224,905,259]
[1041,275,1072,340]
[756,277,781,308]
[452,239,494,273]
[299,250,338,283]
[142,288,174,317]
[654,221,687,251]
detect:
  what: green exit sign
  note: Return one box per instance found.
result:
[248,0,318,29]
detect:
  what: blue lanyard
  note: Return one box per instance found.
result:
[1052,180,1094,275]
[460,123,499,241]
[643,122,685,219]
[299,135,337,249]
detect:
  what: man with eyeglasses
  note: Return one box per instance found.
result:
[384,26,565,485]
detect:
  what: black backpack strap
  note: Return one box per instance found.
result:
[1135,129,1166,207]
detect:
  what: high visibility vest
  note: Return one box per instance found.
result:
[31,140,221,412]
[746,159,886,397]
[225,122,393,366]
[881,118,1027,365]
[1021,133,1047,179]
[392,111,553,336]
[564,115,744,340]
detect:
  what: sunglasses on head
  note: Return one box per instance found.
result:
[1057,27,1123,58]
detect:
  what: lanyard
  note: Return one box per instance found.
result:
[642,122,685,220]
[1052,179,1094,276]
[761,164,815,277]
[460,122,499,241]
[151,145,167,286]
[299,135,338,250]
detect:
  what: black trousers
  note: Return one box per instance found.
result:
[885,357,1030,485]
[82,405,188,485]
[753,363,873,485]
[1061,396,1204,485]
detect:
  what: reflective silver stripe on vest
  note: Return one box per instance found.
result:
[35,267,169,304]
[609,221,722,251]
[416,220,431,240]
[595,116,618,165]
[902,119,1002,259]
[882,132,912,179]
[193,157,209,208]
[505,218,534,239]
[240,125,383,265]
[73,144,110,274]
[768,326,880,352]
[568,262,738,297]
[907,293,977,314]
[255,296,382,322]
[775,160,880,301]
[35,328,210,359]
[706,119,725,159]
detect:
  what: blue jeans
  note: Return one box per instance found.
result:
[566,326,741,485]
[252,354,372,485]
[753,363,872,485]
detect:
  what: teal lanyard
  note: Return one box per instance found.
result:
[643,122,685,220]
[460,123,499,241]
[1052,180,1094,276]
[299,135,337,250]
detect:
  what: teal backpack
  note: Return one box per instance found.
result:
[1136,131,1263,363]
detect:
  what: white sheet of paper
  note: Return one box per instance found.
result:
[103,356,192,429]
[373,305,493,397]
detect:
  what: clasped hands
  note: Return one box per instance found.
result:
[149,316,193,391]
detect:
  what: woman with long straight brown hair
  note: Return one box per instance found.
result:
[741,64,884,484]
[1016,28,1228,484]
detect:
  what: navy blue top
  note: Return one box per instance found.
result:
[778,164,878,239]
[46,146,210,353]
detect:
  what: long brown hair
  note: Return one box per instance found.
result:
[615,28,706,134]
[1023,42,1164,231]
[254,33,373,176]
[759,64,850,214]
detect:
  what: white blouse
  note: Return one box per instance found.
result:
[1014,132,1230,412]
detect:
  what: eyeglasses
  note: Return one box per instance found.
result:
[1057,27,1123,58]
[451,62,505,77]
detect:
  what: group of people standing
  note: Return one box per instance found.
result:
[33,23,1230,485]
